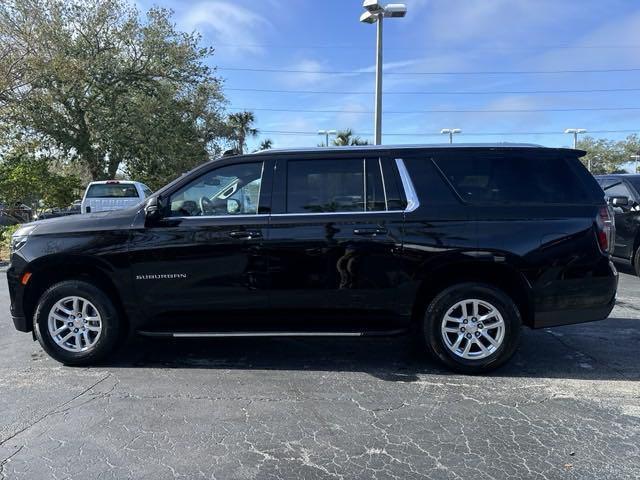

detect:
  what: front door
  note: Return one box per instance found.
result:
[129,160,273,328]
[265,155,406,330]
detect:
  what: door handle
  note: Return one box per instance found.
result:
[229,230,262,239]
[353,227,388,236]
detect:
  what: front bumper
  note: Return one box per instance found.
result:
[11,313,29,332]
[6,258,30,332]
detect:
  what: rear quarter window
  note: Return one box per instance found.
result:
[86,184,140,198]
[434,153,599,205]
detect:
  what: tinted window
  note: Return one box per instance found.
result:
[403,158,459,205]
[169,162,263,217]
[603,182,633,199]
[435,154,591,204]
[86,183,139,198]
[381,160,407,210]
[365,158,386,211]
[287,159,364,213]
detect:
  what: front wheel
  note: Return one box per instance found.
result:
[421,283,521,374]
[34,280,121,365]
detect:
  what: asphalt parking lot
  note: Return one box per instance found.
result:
[0,267,638,479]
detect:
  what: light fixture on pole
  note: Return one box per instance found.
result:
[360,1,407,146]
[318,129,337,147]
[564,128,586,149]
[631,154,640,174]
[441,128,462,144]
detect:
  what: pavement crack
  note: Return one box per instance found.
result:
[0,373,113,447]
[0,445,23,480]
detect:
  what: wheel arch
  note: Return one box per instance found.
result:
[411,259,534,327]
[22,255,130,335]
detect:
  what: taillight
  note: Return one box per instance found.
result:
[596,206,615,254]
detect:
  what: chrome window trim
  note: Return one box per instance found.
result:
[395,158,420,212]
[166,158,419,220]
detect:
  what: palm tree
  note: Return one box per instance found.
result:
[259,139,273,150]
[227,111,258,154]
[332,129,369,146]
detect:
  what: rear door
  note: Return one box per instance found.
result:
[265,154,406,329]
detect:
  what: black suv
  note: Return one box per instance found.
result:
[595,174,640,274]
[7,144,617,373]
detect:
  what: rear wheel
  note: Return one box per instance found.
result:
[34,280,121,365]
[421,283,521,373]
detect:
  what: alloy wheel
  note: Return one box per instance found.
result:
[47,296,103,353]
[440,298,505,360]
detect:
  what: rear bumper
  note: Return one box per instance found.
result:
[533,294,616,328]
[532,260,618,329]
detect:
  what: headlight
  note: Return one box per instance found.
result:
[10,225,37,254]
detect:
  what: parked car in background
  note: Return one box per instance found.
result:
[80,181,152,214]
[595,174,640,274]
[0,203,33,223]
[34,200,82,221]
[7,144,617,373]
[0,211,20,226]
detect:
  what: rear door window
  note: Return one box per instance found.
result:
[285,158,394,214]
[434,153,592,204]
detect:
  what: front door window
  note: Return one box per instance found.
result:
[169,162,264,217]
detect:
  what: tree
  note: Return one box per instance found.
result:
[577,135,640,174]
[0,0,227,186]
[258,139,273,151]
[332,129,369,146]
[0,138,81,211]
[227,111,258,154]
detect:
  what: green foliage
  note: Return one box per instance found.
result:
[0,139,81,210]
[0,224,20,261]
[227,111,259,154]
[0,0,228,187]
[332,129,369,146]
[577,135,640,174]
[258,139,273,151]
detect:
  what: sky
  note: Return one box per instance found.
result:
[134,0,640,152]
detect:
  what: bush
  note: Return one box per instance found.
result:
[0,224,20,262]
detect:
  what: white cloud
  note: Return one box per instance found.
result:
[180,2,271,56]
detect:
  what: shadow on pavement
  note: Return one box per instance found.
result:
[94,316,640,382]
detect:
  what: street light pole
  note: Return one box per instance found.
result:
[318,129,336,147]
[564,128,586,149]
[440,128,461,144]
[360,1,407,146]
[374,15,383,145]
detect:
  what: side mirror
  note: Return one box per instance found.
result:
[227,198,240,214]
[608,196,629,207]
[144,196,163,224]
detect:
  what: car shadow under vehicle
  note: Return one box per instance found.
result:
[92,317,640,382]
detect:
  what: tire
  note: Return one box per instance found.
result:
[33,280,121,366]
[633,246,640,277]
[421,283,521,374]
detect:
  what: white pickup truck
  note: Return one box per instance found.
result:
[80,181,152,214]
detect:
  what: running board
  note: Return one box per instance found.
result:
[137,329,408,338]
